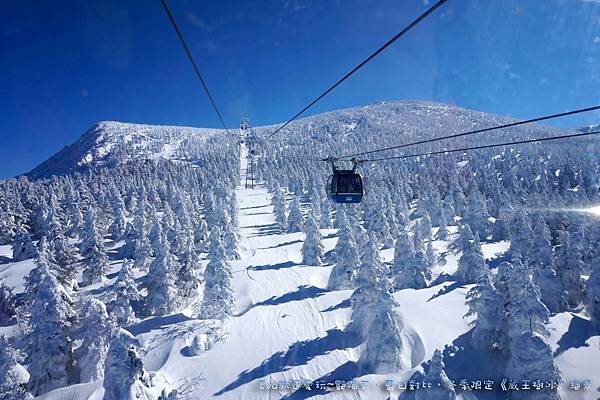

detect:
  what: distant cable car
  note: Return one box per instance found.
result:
[326,158,363,204]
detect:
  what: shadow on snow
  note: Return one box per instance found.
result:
[253,285,328,308]
[126,313,193,336]
[321,298,351,312]
[250,260,301,272]
[214,328,361,396]
[554,314,599,357]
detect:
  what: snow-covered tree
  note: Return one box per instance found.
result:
[287,195,304,233]
[435,208,450,241]
[327,212,359,290]
[0,335,32,400]
[508,208,533,260]
[52,233,79,290]
[102,329,153,400]
[320,198,333,228]
[193,219,209,252]
[507,262,550,338]
[492,204,514,241]
[506,332,561,400]
[80,209,110,286]
[530,214,564,313]
[109,259,140,325]
[350,233,388,337]
[177,238,202,301]
[109,194,127,241]
[391,228,416,290]
[301,208,324,266]
[420,212,433,241]
[77,299,115,383]
[358,294,405,374]
[272,184,288,232]
[199,226,235,319]
[0,277,16,324]
[143,229,178,316]
[11,225,36,262]
[462,192,490,239]
[554,230,585,309]
[415,349,456,400]
[398,249,431,290]
[586,224,600,324]
[465,275,507,353]
[455,231,489,284]
[26,261,75,395]
[222,219,240,260]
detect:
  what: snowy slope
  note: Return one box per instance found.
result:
[26,121,223,179]
[23,101,574,180]
[3,101,599,400]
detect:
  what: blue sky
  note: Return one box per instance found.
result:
[1,0,600,178]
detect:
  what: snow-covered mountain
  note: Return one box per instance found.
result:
[27,121,223,179]
[1,100,599,400]
[25,101,572,179]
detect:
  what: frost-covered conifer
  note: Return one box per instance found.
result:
[435,209,450,241]
[412,219,426,252]
[193,219,209,252]
[586,262,600,325]
[102,329,153,400]
[177,238,202,300]
[80,209,109,286]
[199,227,235,319]
[52,233,78,289]
[455,232,489,284]
[415,349,456,400]
[420,212,433,240]
[465,275,507,352]
[11,225,36,262]
[333,206,346,229]
[506,266,550,339]
[0,335,32,400]
[320,198,333,229]
[109,194,127,241]
[301,208,323,266]
[506,332,561,400]
[391,228,416,291]
[554,230,585,309]
[327,213,359,290]
[350,233,387,337]
[26,261,74,395]
[358,295,405,374]
[77,299,115,383]
[143,230,178,316]
[492,204,514,241]
[222,218,240,260]
[462,192,490,239]
[287,195,304,233]
[530,215,564,313]
[584,220,600,323]
[109,260,140,325]
[0,277,16,324]
[508,208,533,260]
[272,184,288,232]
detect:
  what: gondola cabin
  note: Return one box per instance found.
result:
[326,170,363,203]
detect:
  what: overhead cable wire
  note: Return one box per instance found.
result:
[359,130,600,163]
[337,105,600,160]
[160,0,231,134]
[263,0,450,142]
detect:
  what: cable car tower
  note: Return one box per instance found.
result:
[241,118,256,189]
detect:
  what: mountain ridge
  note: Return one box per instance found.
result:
[23,100,585,180]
